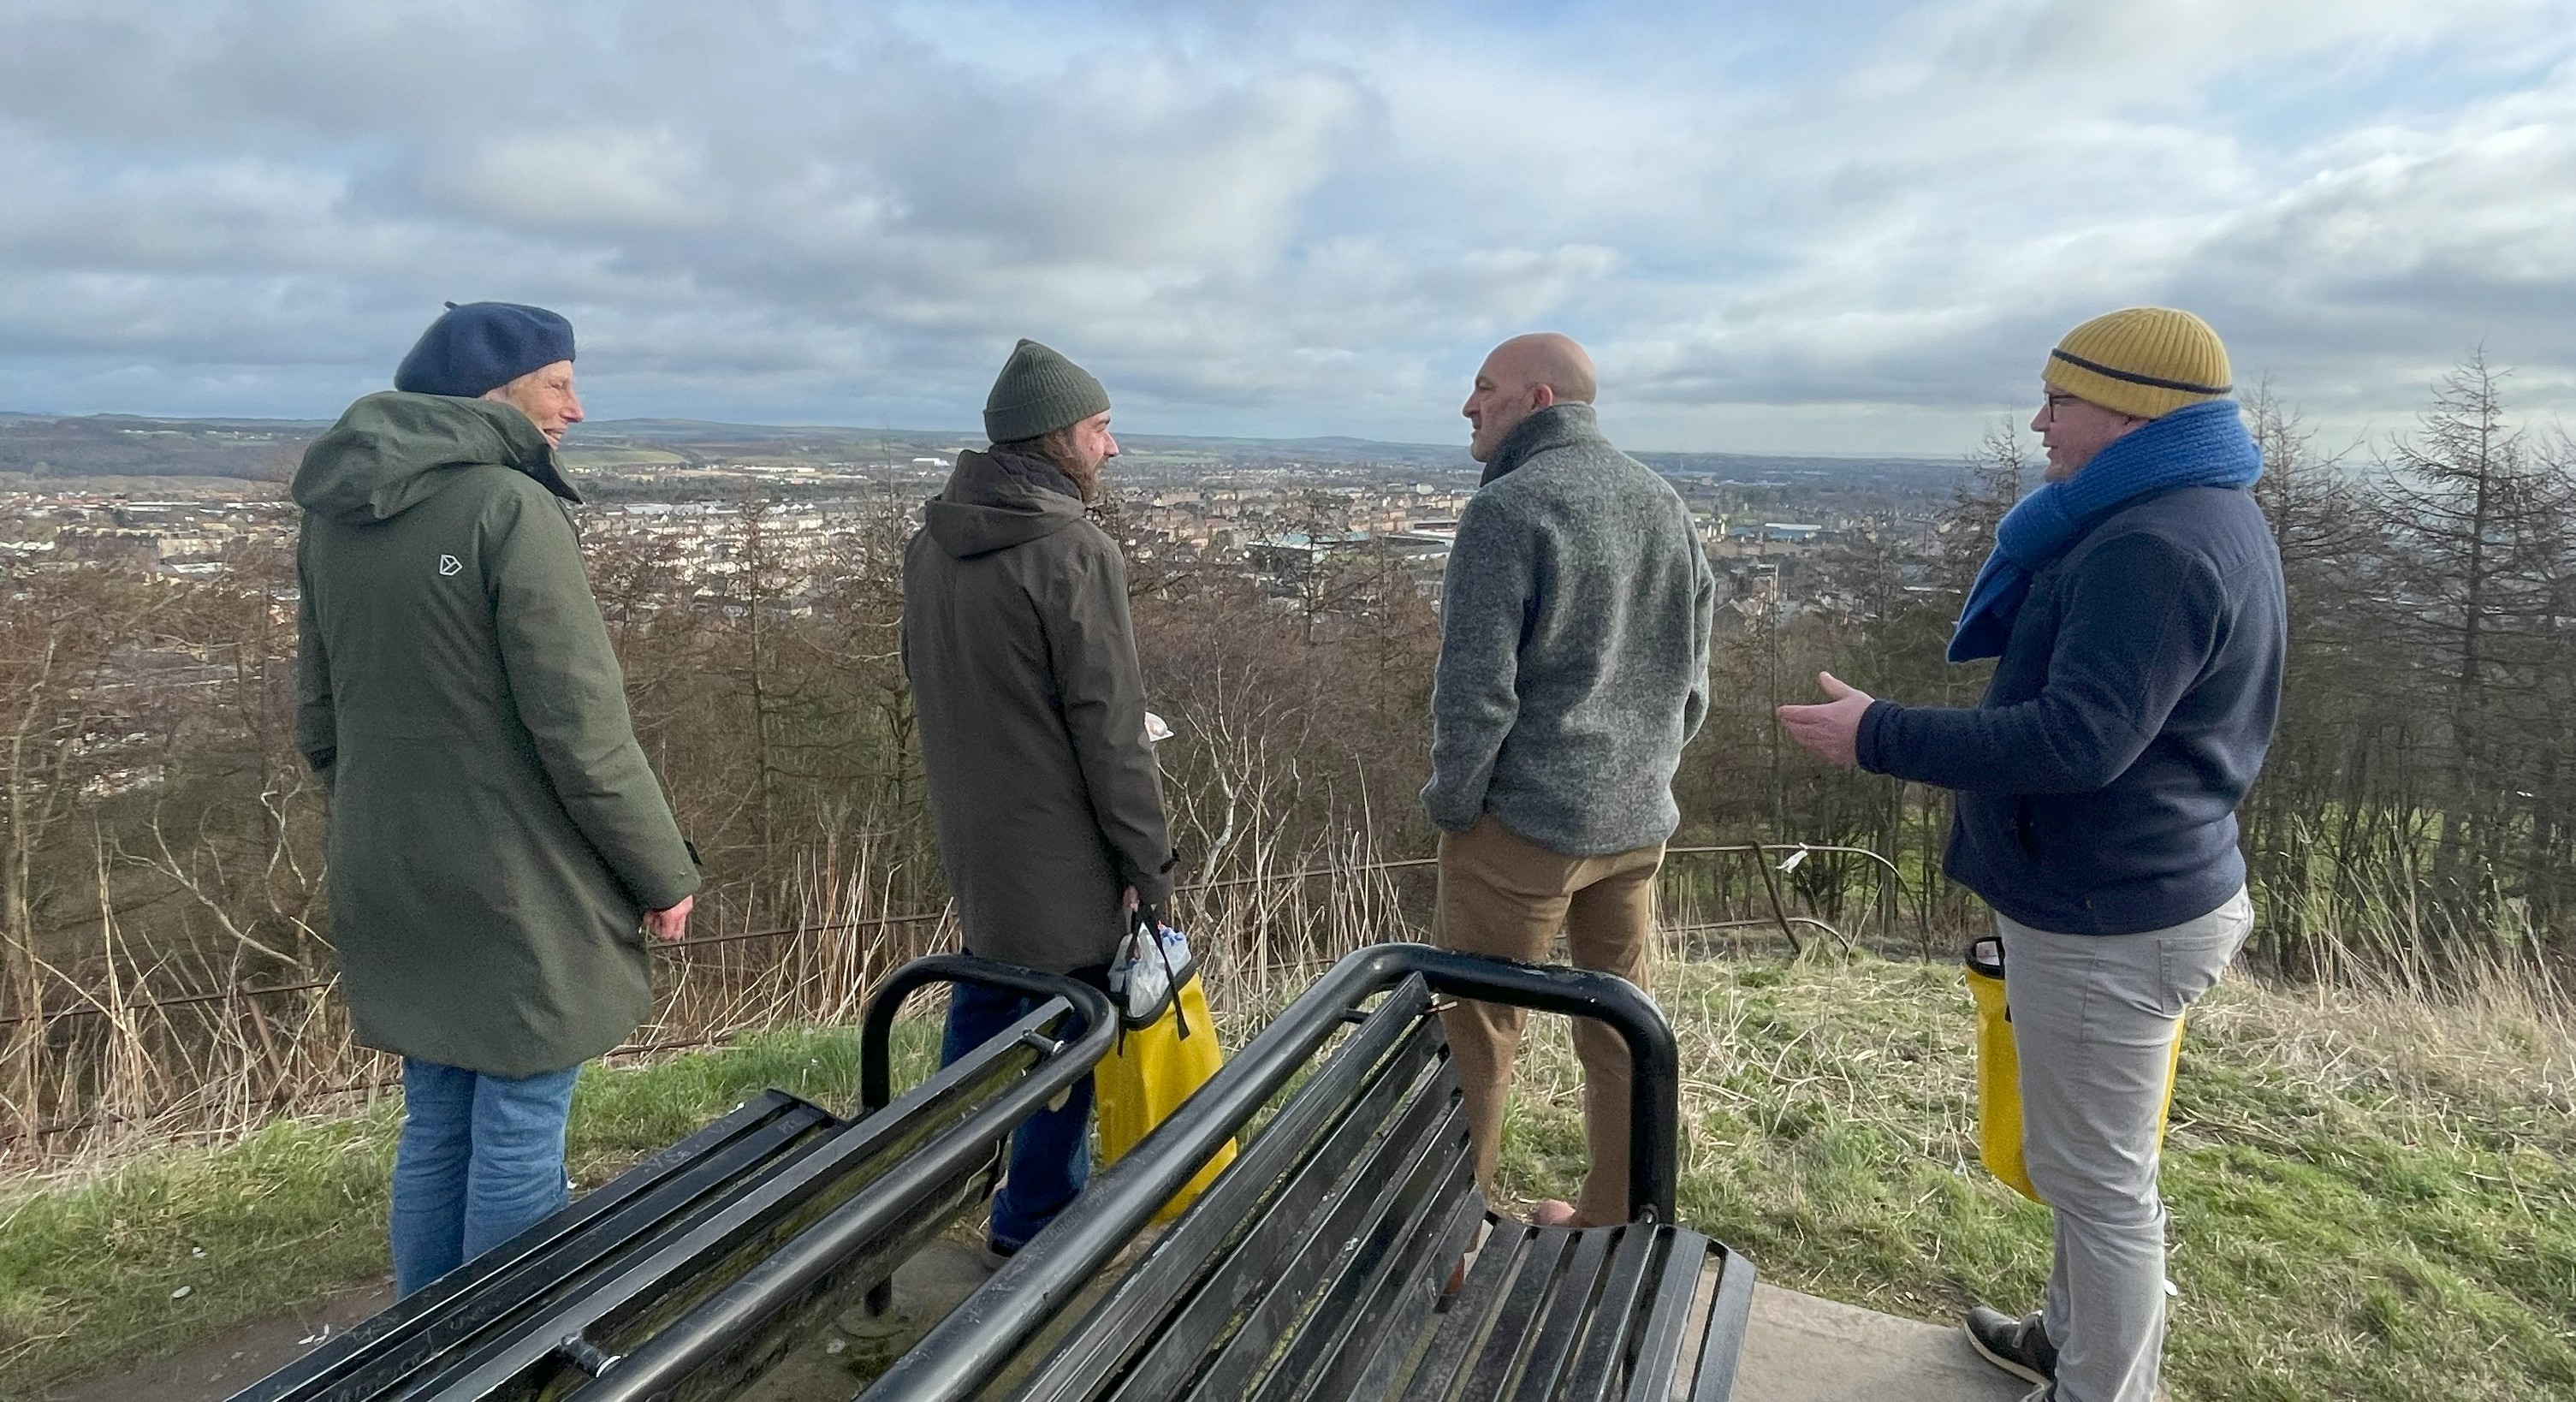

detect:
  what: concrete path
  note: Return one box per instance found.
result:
[1737,1282,2029,1402]
[50,1248,2032,1401]
[46,1280,396,1402]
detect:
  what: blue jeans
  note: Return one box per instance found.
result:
[941,973,1102,1253]
[391,1059,582,1298]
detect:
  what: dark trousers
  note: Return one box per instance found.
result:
[939,965,1108,1252]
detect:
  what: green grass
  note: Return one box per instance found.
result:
[0,1024,937,1399]
[1494,954,2576,1401]
[8,958,2573,1401]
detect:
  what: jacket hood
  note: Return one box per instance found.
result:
[292,391,578,525]
[1480,401,1606,485]
[923,449,1088,558]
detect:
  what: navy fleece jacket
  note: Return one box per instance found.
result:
[1856,485,2285,934]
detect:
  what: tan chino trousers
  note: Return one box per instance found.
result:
[1433,816,1664,1227]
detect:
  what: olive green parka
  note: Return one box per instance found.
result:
[294,392,698,1078]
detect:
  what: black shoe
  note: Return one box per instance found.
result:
[1962,1305,2058,1386]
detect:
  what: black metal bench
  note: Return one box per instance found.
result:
[862,942,1755,1402]
[227,954,1112,1402]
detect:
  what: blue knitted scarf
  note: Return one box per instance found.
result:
[1948,399,2262,662]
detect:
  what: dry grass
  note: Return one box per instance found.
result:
[9,841,2573,1400]
[2,838,1865,1172]
[6,942,2572,1400]
[1496,949,2576,1402]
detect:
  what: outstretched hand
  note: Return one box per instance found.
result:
[1775,672,1874,769]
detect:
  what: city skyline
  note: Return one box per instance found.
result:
[4,0,2572,454]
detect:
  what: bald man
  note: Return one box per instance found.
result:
[1424,333,1716,1227]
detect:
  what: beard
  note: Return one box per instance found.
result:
[1060,453,1104,502]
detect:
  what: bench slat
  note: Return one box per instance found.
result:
[234,1092,831,1402]
[1018,984,1441,1402]
[1557,1223,1661,1402]
[1683,1245,1758,1402]
[1511,1223,1616,1402]
[418,998,1074,1399]
[1392,1207,1527,1402]
[1182,1045,1461,1401]
[1455,1227,1576,1401]
[1620,1229,1709,1402]
[1244,1103,1473,1402]
[1333,1181,1488,1402]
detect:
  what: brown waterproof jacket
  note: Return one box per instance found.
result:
[900,449,1174,971]
[293,392,699,1078]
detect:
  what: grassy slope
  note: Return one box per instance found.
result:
[1497,956,2576,1401]
[6,958,2572,1401]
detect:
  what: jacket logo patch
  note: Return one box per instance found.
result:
[437,555,463,576]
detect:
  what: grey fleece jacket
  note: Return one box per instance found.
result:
[1422,403,1716,855]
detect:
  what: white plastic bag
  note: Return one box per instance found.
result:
[1107,922,1196,1029]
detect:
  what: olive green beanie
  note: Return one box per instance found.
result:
[983,338,1111,443]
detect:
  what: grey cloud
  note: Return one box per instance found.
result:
[1,0,2573,450]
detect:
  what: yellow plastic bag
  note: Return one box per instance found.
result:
[1965,936,2184,1205]
[1096,935,1236,1223]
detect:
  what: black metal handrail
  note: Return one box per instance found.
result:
[856,942,1678,1402]
[858,954,1110,1113]
[561,956,1116,1402]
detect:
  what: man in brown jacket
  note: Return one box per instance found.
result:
[900,337,1176,1255]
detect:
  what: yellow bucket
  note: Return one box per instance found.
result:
[1964,935,2185,1205]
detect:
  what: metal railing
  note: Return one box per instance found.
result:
[0,841,1908,1031]
[0,840,1912,1153]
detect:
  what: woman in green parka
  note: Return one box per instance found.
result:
[293,303,699,1297]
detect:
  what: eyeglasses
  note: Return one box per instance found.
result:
[2039,392,2080,421]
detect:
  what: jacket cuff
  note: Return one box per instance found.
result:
[1127,847,1178,911]
[1855,698,1902,775]
[630,864,703,913]
[1420,780,1483,834]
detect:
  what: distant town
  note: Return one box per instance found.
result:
[0,410,1974,623]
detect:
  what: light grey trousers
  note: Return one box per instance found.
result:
[1999,888,2253,1402]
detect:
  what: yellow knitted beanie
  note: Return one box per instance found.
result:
[2042,307,2232,419]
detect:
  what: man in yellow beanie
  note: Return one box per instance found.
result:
[1778,308,2286,1402]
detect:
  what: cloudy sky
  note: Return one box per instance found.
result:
[3,0,2573,454]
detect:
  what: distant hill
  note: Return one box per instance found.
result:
[0,414,326,480]
[0,410,1953,485]
[1633,449,1962,485]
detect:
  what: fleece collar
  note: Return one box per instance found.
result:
[1479,402,1604,485]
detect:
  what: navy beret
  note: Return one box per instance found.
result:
[394,301,576,398]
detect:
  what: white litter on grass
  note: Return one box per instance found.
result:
[171,1285,193,1299]
[298,1324,334,1346]
[2163,1278,2182,1298]
[825,1339,848,1356]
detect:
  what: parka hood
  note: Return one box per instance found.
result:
[292,391,579,525]
[923,449,1087,559]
